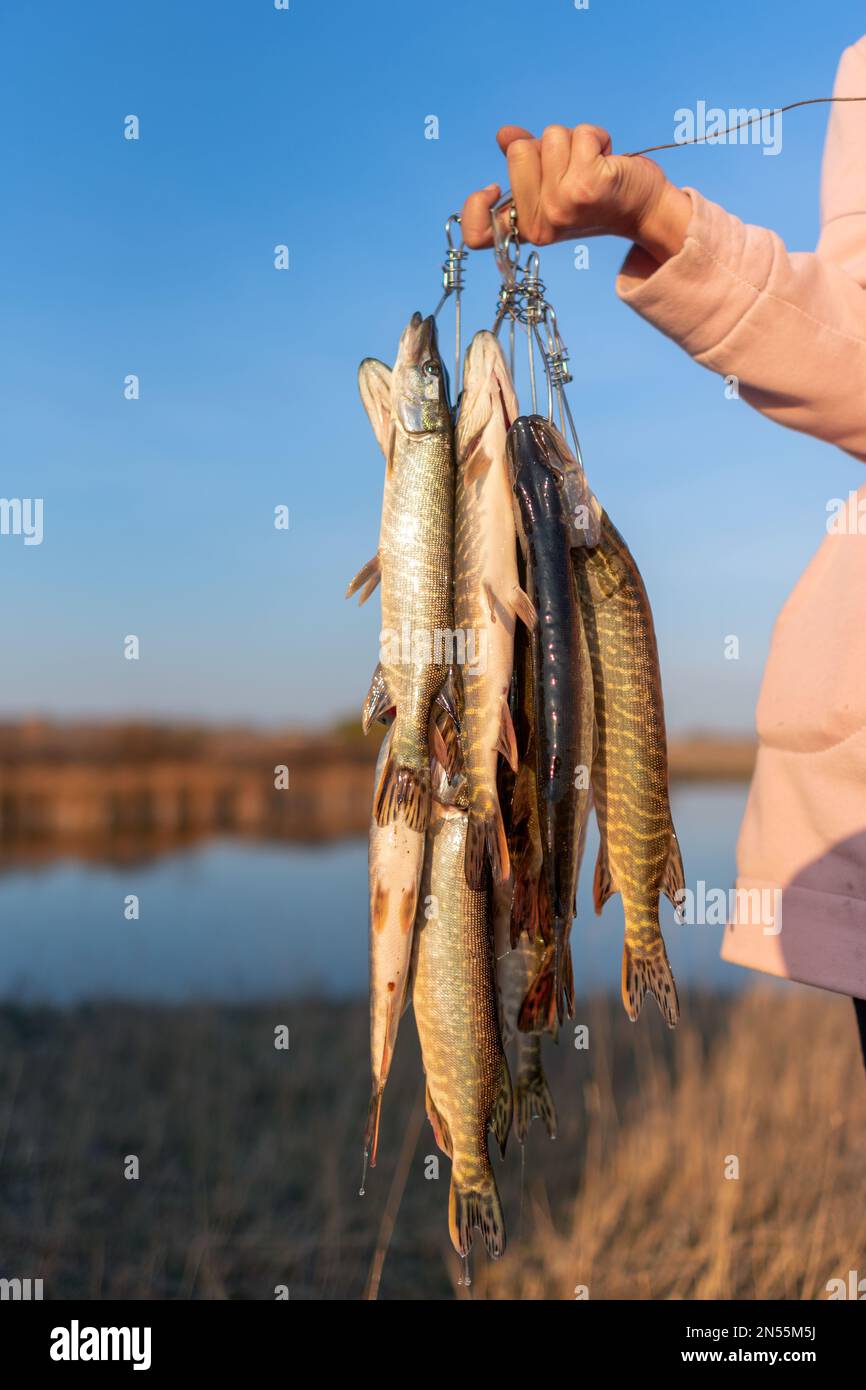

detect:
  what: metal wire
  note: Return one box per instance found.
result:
[489,195,586,466]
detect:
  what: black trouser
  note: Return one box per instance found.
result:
[855,999,866,1071]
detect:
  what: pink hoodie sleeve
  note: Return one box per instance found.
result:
[616,38,866,462]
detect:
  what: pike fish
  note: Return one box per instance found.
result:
[413,786,512,1259]
[507,415,595,1023]
[348,312,455,831]
[364,726,425,1172]
[453,331,536,886]
[493,879,557,1144]
[573,510,683,1027]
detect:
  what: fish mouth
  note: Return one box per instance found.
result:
[398,311,438,366]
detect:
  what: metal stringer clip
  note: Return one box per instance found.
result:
[489,188,586,468]
[433,213,468,395]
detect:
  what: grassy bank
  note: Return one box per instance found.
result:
[0,988,863,1299]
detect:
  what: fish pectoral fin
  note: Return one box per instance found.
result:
[345,553,381,604]
[490,1055,513,1159]
[358,358,393,455]
[495,701,519,774]
[425,1084,452,1157]
[592,839,616,914]
[662,830,686,918]
[510,585,538,631]
[361,663,396,734]
[622,942,680,1028]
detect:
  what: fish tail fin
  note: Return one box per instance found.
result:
[622,939,680,1028]
[514,1069,557,1143]
[374,751,430,830]
[464,805,510,887]
[490,1056,513,1158]
[448,1171,506,1259]
[364,1087,384,1168]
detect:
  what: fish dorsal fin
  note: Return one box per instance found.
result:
[358,358,393,456]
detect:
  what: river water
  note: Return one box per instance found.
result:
[0,783,767,1002]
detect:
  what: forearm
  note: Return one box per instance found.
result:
[618,188,866,461]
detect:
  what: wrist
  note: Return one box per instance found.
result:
[633,181,691,264]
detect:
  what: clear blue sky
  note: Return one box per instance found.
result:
[0,0,863,730]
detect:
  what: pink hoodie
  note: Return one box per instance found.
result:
[616,38,866,997]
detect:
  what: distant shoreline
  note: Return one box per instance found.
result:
[0,720,755,859]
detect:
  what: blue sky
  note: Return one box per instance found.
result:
[0,0,863,730]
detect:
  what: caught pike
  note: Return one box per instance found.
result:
[413,786,512,1259]
[348,312,455,831]
[573,510,683,1027]
[507,415,595,1023]
[454,331,536,885]
[493,879,557,1143]
[364,726,425,1174]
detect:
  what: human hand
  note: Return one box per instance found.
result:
[461,124,690,264]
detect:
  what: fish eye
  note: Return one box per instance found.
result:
[422,360,440,377]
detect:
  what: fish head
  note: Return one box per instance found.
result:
[392,312,452,433]
[507,415,567,536]
[455,330,517,467]
[531,416,602,547]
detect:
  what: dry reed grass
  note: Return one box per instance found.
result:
[0,986,862,1299]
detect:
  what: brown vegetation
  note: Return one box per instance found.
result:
[0,986,862,1299]
[0,720,753,860]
